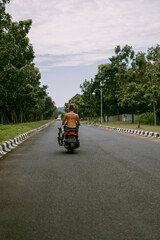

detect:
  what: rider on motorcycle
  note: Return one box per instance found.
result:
[62,104,80,138]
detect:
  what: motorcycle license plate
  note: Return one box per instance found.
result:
[66,138,76,143]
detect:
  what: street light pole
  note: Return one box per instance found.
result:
[100,87,102,123]
[137,110,140,128]
[93,84,103,123]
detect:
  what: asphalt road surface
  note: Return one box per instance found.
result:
[0,121,160,240]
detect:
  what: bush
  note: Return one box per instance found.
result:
[135,113,160,125]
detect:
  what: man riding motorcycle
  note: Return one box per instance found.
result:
[57,104,80,151]
[62,104,80,138]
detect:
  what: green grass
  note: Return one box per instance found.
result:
[0,120,53,144]
[83,121,160,133]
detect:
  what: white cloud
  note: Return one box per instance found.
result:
[6,0,160,68]
[35,49,112,69]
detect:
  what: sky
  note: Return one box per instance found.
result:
[6,0,160,107]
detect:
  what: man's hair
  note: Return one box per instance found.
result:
[69,104,75,111]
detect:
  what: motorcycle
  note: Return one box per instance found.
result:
[58,125,80,152]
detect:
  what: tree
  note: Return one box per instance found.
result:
[80,79,97,120]
[145,45,160,125]
[0,0,57,123]
[65,44,160,125]
[118,82,150,123]
[64,94,84,119]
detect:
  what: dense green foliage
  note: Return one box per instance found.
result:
[65,45,160,125]
[0,0,57,123]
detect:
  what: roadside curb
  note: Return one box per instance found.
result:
[0,121,54,158]
[86,123,160,139]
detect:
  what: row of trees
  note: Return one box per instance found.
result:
[0,0,57,123]
[65,45,160,125]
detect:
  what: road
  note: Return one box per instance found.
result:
[0,121,160,240]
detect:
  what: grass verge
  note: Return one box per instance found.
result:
[83,121,160,133]
[0,120,53,144]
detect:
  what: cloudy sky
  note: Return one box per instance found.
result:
[6,0,160,107]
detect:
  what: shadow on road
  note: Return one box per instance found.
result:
[54,150,80,155]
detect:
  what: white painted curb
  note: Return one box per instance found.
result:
[0,145,7,157]
[86,123,160,140]
[0,121,54,158]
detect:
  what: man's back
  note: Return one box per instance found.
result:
[62,111,80,128]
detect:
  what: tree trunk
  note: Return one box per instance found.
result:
[11,110,14,123]
[23,112,27,122]
[20,111,23,123]
[117,105,120,121]
[132,112,134,124]
[11,110,18,123]
[153,102,157,126]
[0,111,3,124]
[15,110,18,123]
[4,112,10,124]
